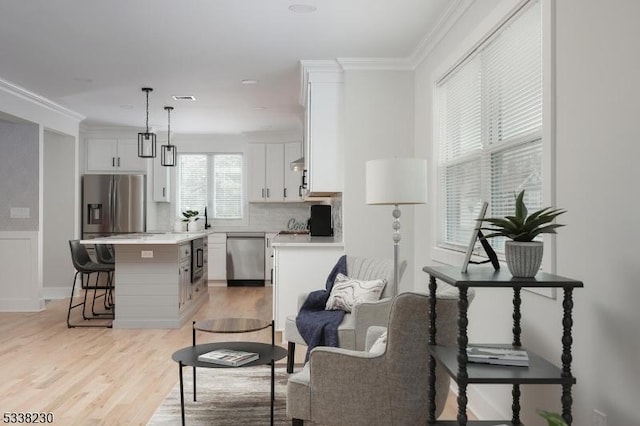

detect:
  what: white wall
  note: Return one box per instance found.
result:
[43,130,75,296]
[414,0,640,424]
[342,69,418,291]
[0,81,81,311]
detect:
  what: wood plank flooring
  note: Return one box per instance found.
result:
[0,285,472,424]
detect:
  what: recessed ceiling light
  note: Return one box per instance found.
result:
[119,104,134,110]
[241,79,258,85]
[288,4,316,13]
[74,77,93,83]
[254,106,267,110]
[172,95,196,101]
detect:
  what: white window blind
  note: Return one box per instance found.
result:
[178,153,244,220]
[436,0,542,255]
[213,154,243,219]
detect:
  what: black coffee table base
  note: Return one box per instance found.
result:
[172,341,287,426]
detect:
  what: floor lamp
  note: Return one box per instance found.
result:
[366,158,427,296]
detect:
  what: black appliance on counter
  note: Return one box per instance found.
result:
[309,205,333,236]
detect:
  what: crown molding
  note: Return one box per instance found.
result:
[408,0,475,68]
[0,78,85,122]
[336,57,414,71]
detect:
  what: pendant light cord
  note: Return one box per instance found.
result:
[145,89,150,133]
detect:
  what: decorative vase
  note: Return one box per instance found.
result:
[505,241,543,278]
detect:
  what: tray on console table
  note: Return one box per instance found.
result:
[422,265,583,426]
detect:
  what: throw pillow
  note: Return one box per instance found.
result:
[368,331,387,355]
[325,273,387,312]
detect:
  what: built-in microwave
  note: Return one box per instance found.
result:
[191,237,204,283]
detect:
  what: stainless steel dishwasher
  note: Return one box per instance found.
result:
[226,232,265,286]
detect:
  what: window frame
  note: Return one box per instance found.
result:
[430,0,556,286]
[176,152,248,227]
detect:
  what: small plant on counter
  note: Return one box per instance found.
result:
[537,410,568,426]
[181,210,199,222]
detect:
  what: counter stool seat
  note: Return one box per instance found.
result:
[67,240,115,328]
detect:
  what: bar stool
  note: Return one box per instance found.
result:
[67,240,114,328]
[94,244,115,309]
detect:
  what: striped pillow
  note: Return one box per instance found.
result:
[325,273,387,312]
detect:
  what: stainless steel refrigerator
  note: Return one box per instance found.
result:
[82,174,146,239]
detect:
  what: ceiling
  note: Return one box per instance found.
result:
[0,0,452,136]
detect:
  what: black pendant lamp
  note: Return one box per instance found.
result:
[137,87,157,158]
[161,106,177,167]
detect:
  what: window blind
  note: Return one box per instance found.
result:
[213,154,243,219]
[436,0,542,255]
[177,153,244,220]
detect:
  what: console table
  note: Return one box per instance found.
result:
[422,266,583,425]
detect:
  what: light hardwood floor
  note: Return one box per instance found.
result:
[0,285,472,425]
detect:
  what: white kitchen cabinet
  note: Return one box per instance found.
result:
[264,232,278,284]
[248,144,285,202]
[153,154,171,202]
[284,142,303,202]
[272,244,344,331]
[207,233,227,281]
[86,138,147,172]
[300,61,344,197]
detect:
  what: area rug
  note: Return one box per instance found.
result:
[148,366,290,425]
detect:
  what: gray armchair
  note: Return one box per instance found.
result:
[286,291,469,425]
[284,256,407,373]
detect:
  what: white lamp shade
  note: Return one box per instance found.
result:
[366,158,427,205]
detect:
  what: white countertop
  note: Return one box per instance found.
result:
[271,234,344,247]
[80,230,214,245]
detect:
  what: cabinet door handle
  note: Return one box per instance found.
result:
[266,188,270,198]
[261,188,265,198]
[284,188,287,198]
[112,157,115,167]
[117,157,121,167]
[302,169,307,189]
[163,187,166,197]
[299,185,303,197]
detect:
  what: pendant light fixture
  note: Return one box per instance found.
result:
[137,87,157,158]
[161,106,177,167]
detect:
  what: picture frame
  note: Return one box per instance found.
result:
[461,201,500,273]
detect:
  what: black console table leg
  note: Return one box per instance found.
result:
[456,286,469,426]
[428,275,437,423]
[512,286,522,347]
[512,384,521,424]
[561,287,575,425]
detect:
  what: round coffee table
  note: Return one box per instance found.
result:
[172,318,286,426]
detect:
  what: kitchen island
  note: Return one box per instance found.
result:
[80,232,211,329]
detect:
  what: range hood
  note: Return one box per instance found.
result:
[290,156,305,171]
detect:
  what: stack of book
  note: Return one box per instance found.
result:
[466,346,529,367]
[197,348,259,366]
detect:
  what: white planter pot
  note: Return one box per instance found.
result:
[187,220,203,232]
[174,220,188,232]
[505,241,543,278]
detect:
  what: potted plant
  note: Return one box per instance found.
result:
[479,190,566,277]
[538,410,568,426]
[182,210,200,232]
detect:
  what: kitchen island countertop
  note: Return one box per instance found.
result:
[80,230,214,245]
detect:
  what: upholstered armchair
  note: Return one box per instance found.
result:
[284,256,407,373]
[286,290,470,425]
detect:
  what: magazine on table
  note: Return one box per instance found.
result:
[197,348,259,366]
[466,346,529,367]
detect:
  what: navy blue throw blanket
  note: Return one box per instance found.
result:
[296,255,347,362]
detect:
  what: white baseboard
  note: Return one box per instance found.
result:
[43,286,72,300]
[0,297,45,312]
